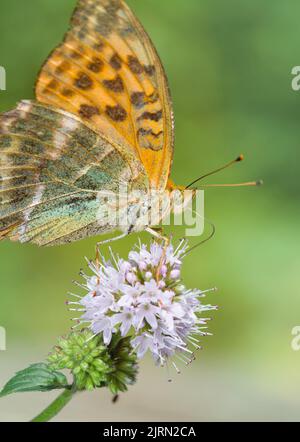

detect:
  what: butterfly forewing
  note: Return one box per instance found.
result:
[35,0,174,190]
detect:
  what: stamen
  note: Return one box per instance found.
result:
[109,246,119,269]
[201,287,218,294]
[175,355,189,365]
[84,333,98,344]
[174,238,186,256]
[165,363,173,382]
[71,323,81,330]
[68,292,82,299]
[79,270,89,280]
[188,340,202,350]
[73,280,87,289]
[188,336,200,343]
[172,361,181,374]
[175,344,193,354]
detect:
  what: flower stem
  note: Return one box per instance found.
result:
[31,386,76,422]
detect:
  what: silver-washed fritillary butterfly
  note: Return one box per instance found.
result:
[0,0,259,247]
[0,0,192,247]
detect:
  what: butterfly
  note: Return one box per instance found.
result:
[0,0,198,247]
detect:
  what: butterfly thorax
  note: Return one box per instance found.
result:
[106,187,195,234]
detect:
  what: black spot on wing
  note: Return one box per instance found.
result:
[79,104,100,119]
[138,110,163,122]
[144,65,156,76]
[110,53,122,70]
[105,105,127,122]
[61,88,74,97]
[87,58,104,73]
[131,92,146,108]
[128,56,143,74]
[75,73,93,90]
[137,128,163,138]
[103,75,124,93]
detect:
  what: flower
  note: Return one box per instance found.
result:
[69,240,217,370]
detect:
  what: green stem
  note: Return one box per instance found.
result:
[31,386,76,422]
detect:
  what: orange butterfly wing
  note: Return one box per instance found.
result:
[35,0,174,190]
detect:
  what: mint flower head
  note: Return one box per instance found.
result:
[70,240,217,372]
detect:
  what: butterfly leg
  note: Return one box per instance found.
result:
[95,232,128,268]
[96,232,128,248]
[145,227,170,282]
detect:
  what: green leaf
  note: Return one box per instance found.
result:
[0,363,69,397]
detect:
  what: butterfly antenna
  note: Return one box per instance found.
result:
[186,154,245,189]
[199,180,263,188]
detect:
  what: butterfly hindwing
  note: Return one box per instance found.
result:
[35,0,174,190]
[0,100,148,246]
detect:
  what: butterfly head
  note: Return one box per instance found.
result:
[166,180,196,216]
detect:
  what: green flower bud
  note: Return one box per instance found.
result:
[106,334,138,395]
[47,330,111,391]
[47,330,138,394]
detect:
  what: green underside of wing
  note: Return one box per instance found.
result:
[0,101,148,245]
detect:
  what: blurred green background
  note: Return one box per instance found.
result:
[0,0,300,421]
